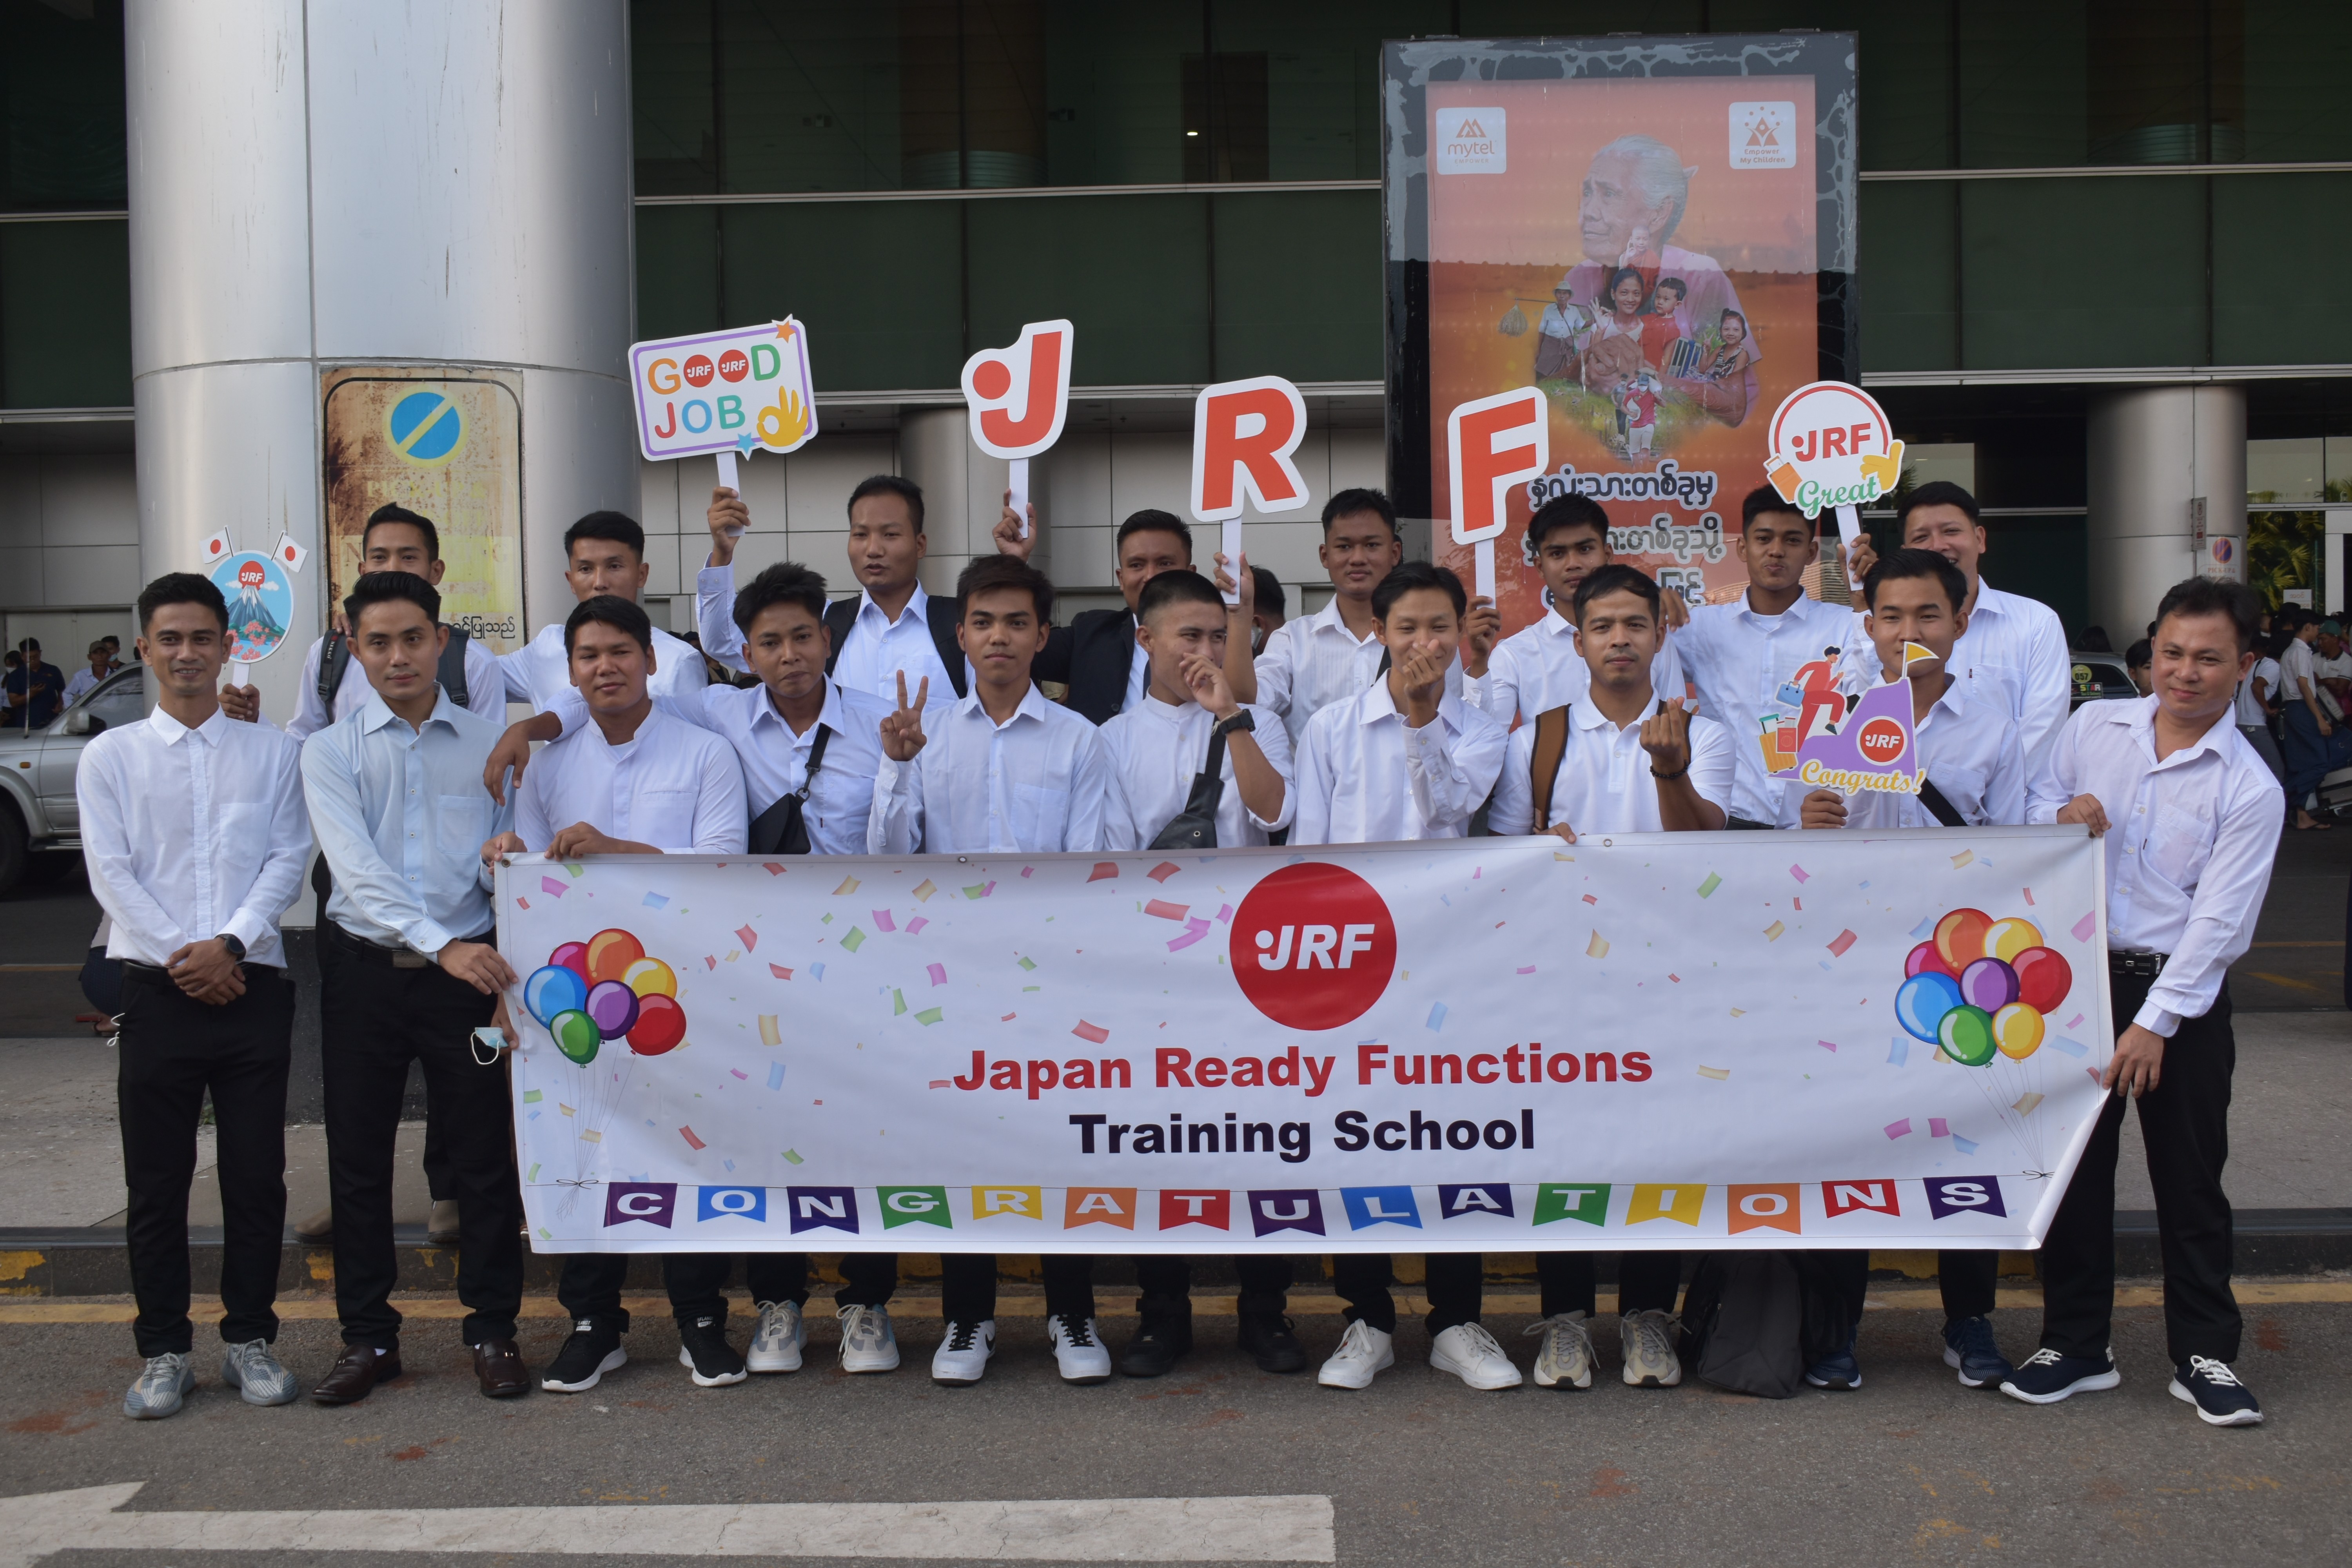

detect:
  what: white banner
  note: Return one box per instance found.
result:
[499,828,2111,1254]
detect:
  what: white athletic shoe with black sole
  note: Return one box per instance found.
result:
[2000,1347,2121,1405]
[1046,1314,1112,1385]
[745,1301,806,1374]
[931,1320,995,1386]
[2171,1356,2262,1426]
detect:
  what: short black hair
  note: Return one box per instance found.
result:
[1526,493,1610,554]
[1571,563,1662,625]
[1321,487,1397,537]
[2154,577,2262,655]
[2125,639,2153,669]
[345,570,442,627]
[848,474,925,531]
[1740,483,1810,532]
[1116,508,1193,556]
[1653,277,1687,300]
[137,572,229,632]
[958,554,1053,621]
[564,511,645,561]
[565,594,653,653]
[1896,480,1981,527]
[733,562,831,634]
[363,503,440,562]
[1862,547,1969,613]
[1250,565,1286,616]
[1136,568,1225,622]
[1372,561,1465,621]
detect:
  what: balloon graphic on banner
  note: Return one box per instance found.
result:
[524,964,588,1030]
[550,1009,603,1065]
[1902,907,2074,1170]
[585,980,642,1040]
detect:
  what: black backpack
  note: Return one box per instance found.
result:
[1677,1251,1856,1399]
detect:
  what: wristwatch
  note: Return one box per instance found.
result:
[1214,710,1256,738]
[216,933,246,961]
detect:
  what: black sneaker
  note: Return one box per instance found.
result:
[2000,1346,2120,1405]
[1237,1312,1307,1374]
[676,1316,747,1387]
[541,1318,627,1394]
[1942,1315,2013,1389]
[2171,1356,2262,1426]
[1118,1313,1193,1378]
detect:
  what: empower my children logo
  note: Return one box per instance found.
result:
[1229,863,1397,1031]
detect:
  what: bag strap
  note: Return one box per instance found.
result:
[1528,705,1572,830]
[1916,776,1968,828]
[437,624,470,709]
[319,628,350,703]
[821,599,858,676]
[797,721,833,799]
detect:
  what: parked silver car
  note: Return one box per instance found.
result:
[0,666,143,894]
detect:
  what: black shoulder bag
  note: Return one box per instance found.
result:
[1149,710,1254,851]
[748,725,833,855]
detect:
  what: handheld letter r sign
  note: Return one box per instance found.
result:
[1191,376,1311,603]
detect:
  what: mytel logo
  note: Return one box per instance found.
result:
[1229,863,1396,1031]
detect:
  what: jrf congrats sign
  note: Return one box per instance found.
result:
[500,830,2109,1254]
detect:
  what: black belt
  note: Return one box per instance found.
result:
[2108,949,2169,979]
[328,922,494,968]
[121,958,282,987]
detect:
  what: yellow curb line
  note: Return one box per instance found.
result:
[4,1280,2350,1324]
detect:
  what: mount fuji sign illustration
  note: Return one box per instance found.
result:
[1757,642,1936,798]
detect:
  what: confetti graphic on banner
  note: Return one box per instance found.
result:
[1149,862,1182,883]
[541,876,569,897]
[1951,850,1974,869]
[927,962,948,986]
[964,883,993,900]
[1697,872,1722,898]
[2071,911,2096,942]
[907,916,929,935]
[873,910,897,933]
[913,879,937,902]
[1789,864,1810,883]
[1585,931,1610,958]
[642,891,668,909]
[1928,1117,1949,1137]
[758,1015,780,1045]
[736,925,759,951]
[680,1126,706,1150]
[769,963,793,980]
[834,876,861,896]
[1089,863,1120,882]
[916,1007,945,1025]
[1826,929,1857,957]
[1169,918,1212,952]
[1763,921,1786,941]
[1426,1002,1449,1031]
[1886,1118,1913,1139]
[1697,1065,1730,1080]
[1073,1020,1111,1045]
[1144,899,1189,921]
[766,1062,785,1090]
[841,927,867,953]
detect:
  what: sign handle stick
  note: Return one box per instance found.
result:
[715,449,740,497]
[230,664,250,688]
[1474,537,1497,603]
[1221,516,1244,605]
[1835,503,1863,570]
[1009,457,1030,539]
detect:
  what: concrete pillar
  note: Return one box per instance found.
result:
[897,407,1019,598]
[126,0,637,725]
[2085,385,2247,643]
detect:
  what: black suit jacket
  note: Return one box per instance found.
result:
[1035,608,1138,726]
[822,592,967,699]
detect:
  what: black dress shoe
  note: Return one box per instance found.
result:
[473,1338,531,1398]
[1119,1314,1193,1378]
[310,1343,399,1405]
[1237,1312,1308,1373]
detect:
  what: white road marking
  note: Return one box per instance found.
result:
[0,1483,1336,1564]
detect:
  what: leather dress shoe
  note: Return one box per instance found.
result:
[310,1343,400,1405]
[473,1338,531,1398]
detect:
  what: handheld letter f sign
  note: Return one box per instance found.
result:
[1448,386,1549,599]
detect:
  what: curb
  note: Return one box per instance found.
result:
[2,1210,2347,1299]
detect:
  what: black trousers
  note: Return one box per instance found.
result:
[320,925,521,1348]
[1535,1252,1684,1317]
[1132,1255,1294,1320]
[940,1254,1097,1324]
[1818,1249,2000,1329]
[2040,971,2241,1364]
[1333,1253,1484,1335]
[560,1252,902,1328]
[117,964,295,1357]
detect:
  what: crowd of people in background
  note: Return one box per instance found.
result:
[67,466,2289,1435]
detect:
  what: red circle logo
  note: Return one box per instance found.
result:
[1857,716,1907,764]
[1229,863,1396,1032]
[683,354,716,387]
[717,348,750,383]
[971,359,1012,401]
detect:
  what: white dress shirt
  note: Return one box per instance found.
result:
[1773,669,2024,830]
[1290,678,1509,846]
[867,682,1112,854]
[1841,579,2069,792]
[498,619,708,713]
[1464,606,1688,729]
[62,667,103,704]
[547,679,891,857]
[1099,697,1294,850]
[286,632,506,740]
[1252,597,1383,745]
[1488,698,1735,837]
[2279,637,2318,708]
[2234,657,2280,726]
[515,705,747,856]
[76,706,310,968]
[700,565,960,718]
[1674,592,1856,823]
[301,690,514,958]
[2027,696,2283,1036]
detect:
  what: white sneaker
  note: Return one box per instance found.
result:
[1621,1308,1683,1387]
[746,1300,806,1374]
[1430,1323,1523,1390]
[1526,1312,1595,1390]
[1046,1314,1112,1385]
[837,1304,901,1374]
[1316,1320,1396,1390]
[931,1319,995,1386]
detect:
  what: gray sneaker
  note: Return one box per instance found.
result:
[1526,1311,1596,1390]
[124,1352,194,1419]
[1620,1308,1684,1388]
[221,1339,298,1406]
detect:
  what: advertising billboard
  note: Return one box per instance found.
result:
[1383,36,1857,632]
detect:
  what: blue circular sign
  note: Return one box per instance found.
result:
[207,551,293,665]
[388,390,466,465]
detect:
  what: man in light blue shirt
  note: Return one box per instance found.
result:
[300,572,528,1407]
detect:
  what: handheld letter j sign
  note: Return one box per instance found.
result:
[964,320,1075,538]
